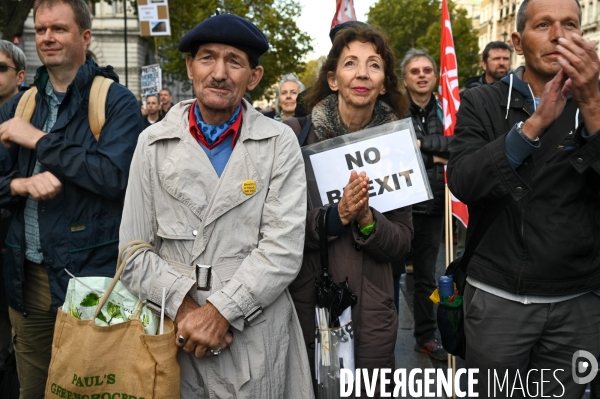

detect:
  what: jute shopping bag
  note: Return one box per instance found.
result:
[45,241,180,399]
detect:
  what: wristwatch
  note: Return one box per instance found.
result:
[516,121,539,144]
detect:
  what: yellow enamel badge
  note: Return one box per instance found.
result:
[242,180,256,195]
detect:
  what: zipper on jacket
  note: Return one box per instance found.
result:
[521,208,525,238]
[522,108,532,117]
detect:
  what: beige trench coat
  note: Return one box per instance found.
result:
[118,100,314,398]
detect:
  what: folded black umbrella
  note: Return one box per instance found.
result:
[315,207,357,328]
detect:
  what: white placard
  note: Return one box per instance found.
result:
[308,129,430,213]
[138,1,171,37]
[138,6,158,21]
[141,64,161,97]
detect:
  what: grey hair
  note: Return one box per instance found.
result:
[400,48,438,78]
[0,40,26,72]
[275,73,305,114]
[516,0,581,34]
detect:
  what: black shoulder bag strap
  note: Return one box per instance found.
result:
[298,117,313,147]
[453,118,575,293]
[318,205,332,277]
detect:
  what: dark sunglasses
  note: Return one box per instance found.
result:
[0,62,17,73]
[409,66,434,76]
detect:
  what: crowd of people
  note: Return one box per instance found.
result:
[0,0,599,397]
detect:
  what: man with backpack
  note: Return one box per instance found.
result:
[0,0,141,397]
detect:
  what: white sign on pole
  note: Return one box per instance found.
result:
[138,0,171,36]
[138,6,159,21]
[302,119,432,213]
[141,64,161,98]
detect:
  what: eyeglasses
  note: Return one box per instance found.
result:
[0,62,17,73]
[408,66,434,76]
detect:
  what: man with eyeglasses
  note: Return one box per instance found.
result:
[0,40,26,107]
[0,39,26,382]
[400,48,451,361]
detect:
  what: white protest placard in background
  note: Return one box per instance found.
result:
[141,64,161,98]
[303,120,432,213]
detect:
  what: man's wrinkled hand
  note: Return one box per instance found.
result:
[175,298,231,358]
[0,117,46,149]
[10,172,62,200]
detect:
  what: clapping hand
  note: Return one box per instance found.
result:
[338,170,373,226]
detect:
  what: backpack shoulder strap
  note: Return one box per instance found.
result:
[88,76,114,141]
[15,87,39,122]
[298,116,312,147]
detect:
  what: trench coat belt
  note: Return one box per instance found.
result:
[168,260,252,389]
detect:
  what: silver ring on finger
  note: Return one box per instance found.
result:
[210,348,222,356]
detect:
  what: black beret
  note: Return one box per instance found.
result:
[329,21,371,43]
[178,14,269,66]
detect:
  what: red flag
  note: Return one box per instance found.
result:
[438,0,469,227]
[331,0,357,28]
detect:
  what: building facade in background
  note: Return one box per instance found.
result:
[18,1,193,103]
[10,0,599,98]
[455,0,482,29]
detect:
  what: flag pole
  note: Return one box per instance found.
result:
[444,185,457,398]
[439,0,463,395]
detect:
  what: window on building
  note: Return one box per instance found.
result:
[112,1,123,14]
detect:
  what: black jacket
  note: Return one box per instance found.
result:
[142,113,163,128]
[409,95,451,215]
[448,71,600,295]
[0,57,143,312]
[463,74,487,91]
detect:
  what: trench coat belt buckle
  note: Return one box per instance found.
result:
[196,264,212,291]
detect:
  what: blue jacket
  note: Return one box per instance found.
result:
[0,57,143,312]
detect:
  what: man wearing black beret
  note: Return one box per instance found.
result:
[118,13,314,398]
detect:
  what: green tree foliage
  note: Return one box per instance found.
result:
[0,0,36,40]
[367,0,479,86]
[2,0,312,100]
[157,0,313,100]
[298,57,325,89]
[416,7,480,86]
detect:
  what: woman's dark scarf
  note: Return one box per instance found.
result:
[311,94,398,141]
